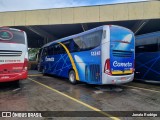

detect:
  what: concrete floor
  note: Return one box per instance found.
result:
[0,72,160,120]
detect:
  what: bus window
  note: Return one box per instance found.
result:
[69,38,80,52]
[82,30,102,50]
[72,30,103,52]
[136,37,159,53]
[48,45,54,55]
[0,30,25,44]
[62,40,70,48]
[54,44,62,54]
[73,37,86,51]
[62,40,70,53]
[136,44,158,53]
[42,47,48,57]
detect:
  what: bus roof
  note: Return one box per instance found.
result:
[0,27,24,32]
[42,25,104,48]
[42,25,132,48]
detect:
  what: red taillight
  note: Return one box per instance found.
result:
[23,58,28,70]
[104,59,112,75]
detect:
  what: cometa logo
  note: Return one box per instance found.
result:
[113,61,132,67]
[45,57,54,62]
[0,30,13,40]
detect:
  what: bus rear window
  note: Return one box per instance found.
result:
[0,29,25,44]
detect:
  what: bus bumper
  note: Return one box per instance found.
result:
[102,73,134,84]
[0,71,28,82]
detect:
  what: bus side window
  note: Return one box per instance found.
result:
[42,47,48,57]
[62,40,70,53]
[45,47,48,56]
[48,45,54,55]
[136,37,159,53]
[72,30,102,52]
[54,44,58,54]
[54,44,63,54]
[47,46,51,55]
[73,37,84,52]
[51,45,54,55]
[82,31,102,50]
[70,39,77,52]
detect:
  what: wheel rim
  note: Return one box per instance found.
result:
[70,73,75,82]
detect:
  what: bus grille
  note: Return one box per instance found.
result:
[0,50,22,56]
[85,64,100,83]
[112,50,132,57]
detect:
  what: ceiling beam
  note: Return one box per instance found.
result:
[132,20,150,35]
[26,26,57,40]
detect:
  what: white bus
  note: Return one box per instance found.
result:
[38,25,135,84]
[0,27,28,82]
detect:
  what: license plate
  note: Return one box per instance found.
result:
[121,77,126,80]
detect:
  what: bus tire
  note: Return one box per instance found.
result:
[69,70,77,84]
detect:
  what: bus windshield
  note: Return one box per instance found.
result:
[0,29,25,44]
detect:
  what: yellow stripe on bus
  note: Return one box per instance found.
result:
[124,70,132,74]
[58,42,80,80]
[112,70,132,74]
[112,71,123,74]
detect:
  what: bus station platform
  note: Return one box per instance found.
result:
[0,70,160,119]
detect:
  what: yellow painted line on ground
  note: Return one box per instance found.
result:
[122,85,160,93]
[28,78,120,120]
[28,74,43,77]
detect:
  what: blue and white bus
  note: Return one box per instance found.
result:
[38,25,135,84]
[135,31,160,83]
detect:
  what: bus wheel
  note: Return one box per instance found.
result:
[69,70,77,84]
